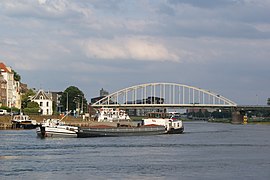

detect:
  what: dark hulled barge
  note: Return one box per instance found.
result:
[78,125,166,138]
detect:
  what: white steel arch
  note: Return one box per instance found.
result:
[92,83,237,108]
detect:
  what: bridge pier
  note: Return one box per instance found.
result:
[231,111,244,124]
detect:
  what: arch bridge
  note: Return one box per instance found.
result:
[92,83,237,109]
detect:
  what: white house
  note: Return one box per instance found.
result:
[31,89,53,115]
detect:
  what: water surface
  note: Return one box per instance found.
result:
[1,122,270,179]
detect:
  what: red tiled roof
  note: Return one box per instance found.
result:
[0,62,11,73]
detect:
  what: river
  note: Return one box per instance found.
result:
[1,121,270,180]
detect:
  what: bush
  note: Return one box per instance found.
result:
[0,106,9,111]
[23,108,40,115]
[0,106,20,114]
[11,107,20,113]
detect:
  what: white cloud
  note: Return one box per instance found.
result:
[1,0,270,104]
[38,0,46,5]
[255,24,270,32]
[82,37,180,62]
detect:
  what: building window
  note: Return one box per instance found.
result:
[40,102,43,106]
[47,102,49,107]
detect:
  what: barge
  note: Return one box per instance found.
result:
[143,112,184,134]
[36,112,184,138]
[12,114,38,129]
[95,108,131,122]
[78,125,165,138]
[36,118,79,138]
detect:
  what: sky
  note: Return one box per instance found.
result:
[0,0,270,105]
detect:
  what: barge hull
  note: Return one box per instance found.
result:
[166,127,184,134]
[78,126,166,138]
[36,126,78,138]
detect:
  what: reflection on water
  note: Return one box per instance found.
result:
[0,156,21,160]
[1,122,270,180]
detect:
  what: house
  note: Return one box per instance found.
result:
[0,62,21,108]
[31,89,53,115]
[0,73,7,106]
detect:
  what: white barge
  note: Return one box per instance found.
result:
[36,119,79,138]
[142,112,184,134]
[95,108,131,122]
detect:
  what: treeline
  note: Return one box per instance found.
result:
[187,109,270,119]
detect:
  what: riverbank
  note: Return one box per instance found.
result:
[208,117,270,124]
[1,115,270,130]
[0,115,136,130]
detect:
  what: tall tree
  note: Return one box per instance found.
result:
[60,86,88,113]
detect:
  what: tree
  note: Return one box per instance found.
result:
[12,69,21,81]
[27,101,39,108]
[60,86,88,114]
[21,90,40,115]
[21,89,36,109]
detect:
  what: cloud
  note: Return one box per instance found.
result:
[82,37,180,62]
[1,0,270,104]
[0,0,91,21]
[168,0,237,8]
[152,0,270,40]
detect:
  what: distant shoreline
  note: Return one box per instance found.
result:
[1,115,270,130]
[0,115,135,130]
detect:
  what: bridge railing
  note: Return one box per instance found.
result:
[92,83,237,108]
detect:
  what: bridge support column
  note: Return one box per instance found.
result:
[231,111,244,124]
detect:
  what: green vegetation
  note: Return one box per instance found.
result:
[20,89,41,115]
[60,86,88,113]
[0,105,20,114]
[0,106,9,111]
[248,117,270,123]
[12,69,21,81]
[23,108,40,115]
[21,89,36,109]
[23,101,40,115]
[246,109,270,118]
[187,109,232,119]
[26,101,39,108]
